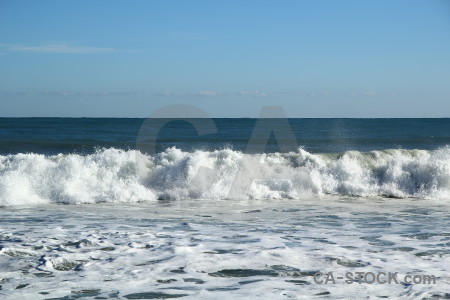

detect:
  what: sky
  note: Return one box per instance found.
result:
[0,0,450,117]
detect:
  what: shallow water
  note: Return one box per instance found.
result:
[1,197,449,299]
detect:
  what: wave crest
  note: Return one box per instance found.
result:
[1,147,450,205]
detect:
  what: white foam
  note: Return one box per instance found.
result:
[1,147,450,206]
[1,198,450,298]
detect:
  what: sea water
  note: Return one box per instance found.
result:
[1,118,450,299]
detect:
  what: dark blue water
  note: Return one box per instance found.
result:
[1,118,450,155]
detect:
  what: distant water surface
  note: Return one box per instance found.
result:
[1,118,449,154]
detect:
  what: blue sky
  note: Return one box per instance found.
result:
[0,0,449,117]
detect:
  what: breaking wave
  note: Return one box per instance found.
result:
[1,147,450,205]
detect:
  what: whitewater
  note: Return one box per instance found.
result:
[2,148,450,299]
[1,147,450,206]
[1,196,450,299]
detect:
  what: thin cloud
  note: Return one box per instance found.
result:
[348,91,378,97]
[271,91,333,97]
[196,91,220,97]
[0,91,29,95]
[318,91,332,97]
[156,91,183,97]
[386,92,399,96]
[238,90,268,97]
[156,90,271,98]
[156,91,221,97]
[40,91,144,97]
[0,43,117,54]
[362,91,376,97]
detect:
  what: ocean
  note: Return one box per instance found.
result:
[1,118,450,299]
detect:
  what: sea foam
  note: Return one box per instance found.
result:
[1,147,450,205]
